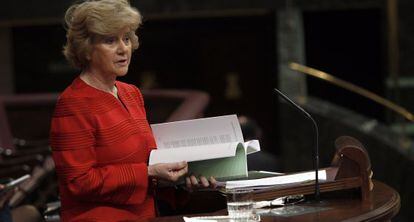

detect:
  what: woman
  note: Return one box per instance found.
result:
[50,0,214,221]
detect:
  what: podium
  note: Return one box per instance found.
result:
[150,136,401,221]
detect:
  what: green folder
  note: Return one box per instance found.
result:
[188,143,248,181]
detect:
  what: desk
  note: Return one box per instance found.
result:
[150,181,400,222]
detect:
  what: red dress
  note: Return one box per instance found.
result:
[50,77,157,221]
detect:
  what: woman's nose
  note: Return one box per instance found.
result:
[117,40,128,53]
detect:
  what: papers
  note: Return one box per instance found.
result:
[183,216,221,222]
[223,170,327,189]
[149,142,240,164]
[151,114,244,150]
[149,115,261,180]
[183,216,260,222]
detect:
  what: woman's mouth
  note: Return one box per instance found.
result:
[116,59,129,66]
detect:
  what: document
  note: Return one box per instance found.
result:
[149,115,260,180]
[222,170,327,189]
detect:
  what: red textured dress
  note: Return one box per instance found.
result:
[50,77,157,221]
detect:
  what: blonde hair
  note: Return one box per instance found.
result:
[63,0,142,69]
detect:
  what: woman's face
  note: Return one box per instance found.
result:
[88,28,134,78]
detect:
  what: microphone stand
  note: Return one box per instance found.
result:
[274,88,320,201]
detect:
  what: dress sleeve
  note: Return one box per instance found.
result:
[50,96,149,205]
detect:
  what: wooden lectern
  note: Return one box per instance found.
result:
[151,136,400,221]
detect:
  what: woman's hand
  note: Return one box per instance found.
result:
[185,175,217,191]
[148,161,188,182]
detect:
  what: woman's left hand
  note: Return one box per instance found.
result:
[185,175,217,191]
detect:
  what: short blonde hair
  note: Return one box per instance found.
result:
[63,0,142,69]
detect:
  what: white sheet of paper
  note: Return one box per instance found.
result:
[149,139,261,164]
[151,114,244,149]
[149,142,238,164]
[183,216,221,222]
[224,170,327,189]
[149,115,260,165]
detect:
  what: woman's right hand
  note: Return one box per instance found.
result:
[148,161,188,182]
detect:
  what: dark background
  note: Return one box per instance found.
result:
[2,0,414,220]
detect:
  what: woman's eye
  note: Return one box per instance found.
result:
[123,36,130,44]
[104,37,115,44]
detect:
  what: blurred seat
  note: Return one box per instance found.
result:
[0,154,45,178]
[9,156,55,208]
[0,164,31,179]
[0,93,58,156]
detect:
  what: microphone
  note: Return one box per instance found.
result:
[273,88,320,201]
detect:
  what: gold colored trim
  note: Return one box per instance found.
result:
[289,62,414,122]
[387,0,400,89]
